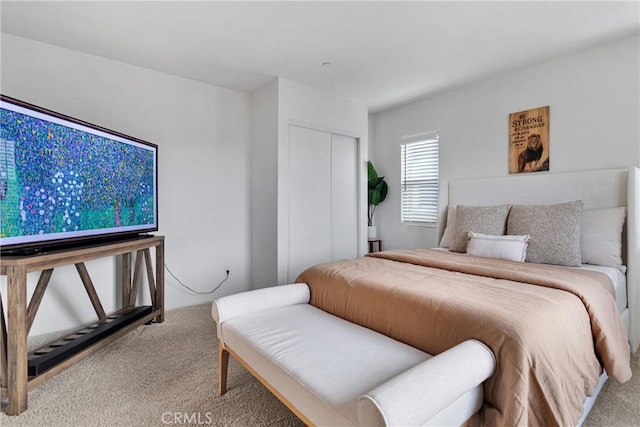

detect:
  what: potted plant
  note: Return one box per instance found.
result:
[367,160,388,239]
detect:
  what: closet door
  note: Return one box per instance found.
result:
[288,126,332,282]
[288,125,359,283]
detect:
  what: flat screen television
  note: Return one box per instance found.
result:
[0,95,158,255]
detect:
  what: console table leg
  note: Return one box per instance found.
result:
[155,241,165,323]
[122,252,132,309]
[7,265,28,415]
[0,296,8,387]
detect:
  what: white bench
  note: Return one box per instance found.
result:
[212,283,496,426]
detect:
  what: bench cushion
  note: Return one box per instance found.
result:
[222,304,430,425]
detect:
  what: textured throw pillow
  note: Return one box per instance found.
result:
[467,232,530,262]
[580,207,626,272]
[439,205,457,248]
[507,200,583,266]
[449,204,511,253]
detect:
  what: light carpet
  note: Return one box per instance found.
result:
[1,304,638,426]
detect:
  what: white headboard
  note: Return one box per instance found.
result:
[439,168,639,352]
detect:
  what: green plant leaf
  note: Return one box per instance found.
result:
[367,160,388,207]
[378,180,388,203]
[370,190,382,206]
[367,161,378,184]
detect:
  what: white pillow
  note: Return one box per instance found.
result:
[466,232,530,262]
[580,207,626,272]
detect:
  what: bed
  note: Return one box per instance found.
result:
[296,167,639,426]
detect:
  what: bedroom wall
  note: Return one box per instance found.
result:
[250,79,279,288]
[1,34,253,336]
[251,77,368,287]
[276,78,369,284]
[369,34,640,250]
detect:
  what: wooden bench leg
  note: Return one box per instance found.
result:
[218,341,229,395]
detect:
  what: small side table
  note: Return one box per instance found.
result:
[368,239,383,253]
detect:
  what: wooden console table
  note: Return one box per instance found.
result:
[0,235,165,415]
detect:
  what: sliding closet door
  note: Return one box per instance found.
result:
[288,125,359,283]
[288,126,332,282]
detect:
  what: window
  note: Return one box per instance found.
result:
[400,132,439,225]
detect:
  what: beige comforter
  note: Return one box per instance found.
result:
[296,249,631,427]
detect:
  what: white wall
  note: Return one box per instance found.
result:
[250,77,368,287]
[250,79,279,288]
[277,78,368,284]
[370,34,640,250]
[1,34,253,336]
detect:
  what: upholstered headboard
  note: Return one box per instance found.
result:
[438,168,639,352]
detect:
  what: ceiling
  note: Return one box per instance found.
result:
[1,1,638,112]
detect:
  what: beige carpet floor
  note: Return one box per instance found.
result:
[1,303,638,426]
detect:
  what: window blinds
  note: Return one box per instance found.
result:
[400,133,439,225]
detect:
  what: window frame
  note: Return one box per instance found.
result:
[400,132,439,227]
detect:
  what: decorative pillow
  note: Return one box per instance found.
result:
[449,205,511,253]
[467,232,530,262]
[439,205,457,248]
[507,200,583,266]
[580,207,626,271]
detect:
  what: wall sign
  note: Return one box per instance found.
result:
[509,106,549,174]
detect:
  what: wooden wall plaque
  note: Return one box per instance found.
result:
[509,106,549,174]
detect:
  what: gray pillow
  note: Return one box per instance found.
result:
[507,200,583,266]
[449,205,511,253]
